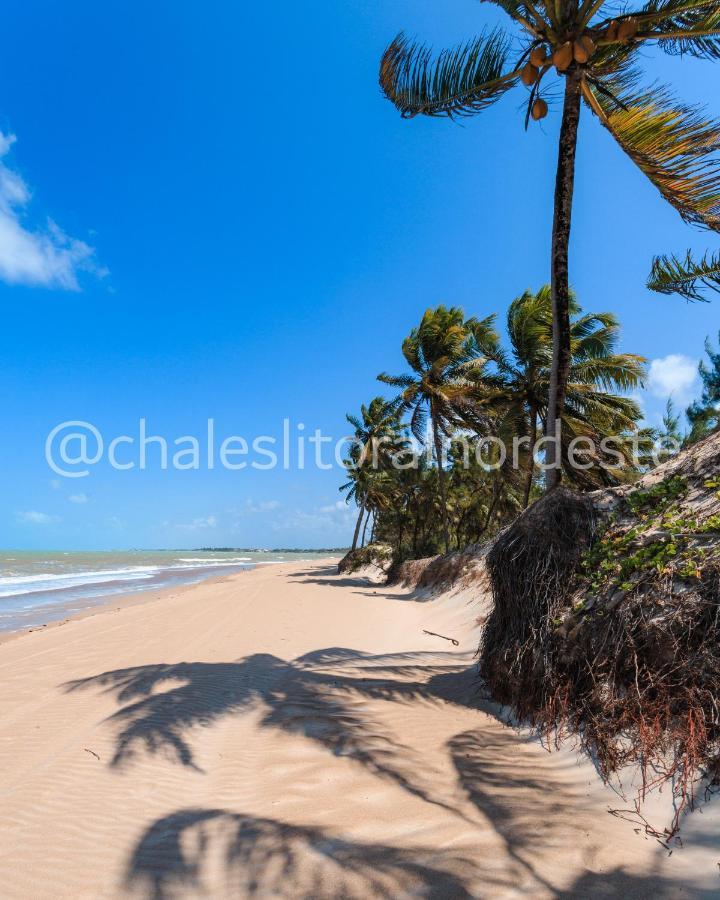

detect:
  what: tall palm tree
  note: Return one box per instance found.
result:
[341,397,403,550]
[378,305,497,553]
[340,460,371,551]
[379,0,720,489]
[488,286,646,504]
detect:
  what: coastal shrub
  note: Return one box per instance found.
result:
[337,542,393,576]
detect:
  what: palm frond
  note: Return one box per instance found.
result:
[380,29,519,119]
[586,71,720,231]
[377,372,416,388]
[409,402,429,444]
[634,0,720,60]
[571,354,647,391]
[647,248,720,300]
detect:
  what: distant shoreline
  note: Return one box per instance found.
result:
[0,549,342,637]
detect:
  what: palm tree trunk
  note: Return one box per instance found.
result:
[361,508,370,547]
[456,516,463,550]
[370,512,376,544]
[432,415,450,554]
[546,67,582,491]
[411,506,419,557]
[523,404,539,509]
[351,502,365,551]
[483,478,503,533]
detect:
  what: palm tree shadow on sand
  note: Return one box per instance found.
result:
[124,806,687,900]
[124,809,480,900]
[65,649,700,897]
[63,647,475,810]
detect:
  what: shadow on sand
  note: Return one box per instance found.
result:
[66,646,707,897]
[125,809,479,899]
[124,804,689,900]
[287,566,436,602]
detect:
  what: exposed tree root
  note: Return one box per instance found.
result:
[479,453,720,838]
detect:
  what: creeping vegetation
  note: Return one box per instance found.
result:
[480,433,720,840]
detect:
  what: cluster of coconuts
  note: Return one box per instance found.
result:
[520,47,550,120]
[552,34,596,72]
[605,17,639,41]
[521,19,637,123]
[521,30,603,122]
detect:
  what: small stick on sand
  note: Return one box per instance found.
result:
[423,629,459,646]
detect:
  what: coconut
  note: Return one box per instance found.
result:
[617,17,638,40]
[553,41,573,72]
[520,61,539,86]
[573,35,595,64]
[531,98,548,121]
[529,46,547,68]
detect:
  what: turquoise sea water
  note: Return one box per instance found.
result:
[0,549,338,633]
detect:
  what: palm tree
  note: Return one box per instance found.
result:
[341,397,403,550]
[487,286,646,504]
[379,0,720,490]
[378,306,497,552]
[340,460,370,551]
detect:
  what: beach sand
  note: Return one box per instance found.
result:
[0,561,717,898]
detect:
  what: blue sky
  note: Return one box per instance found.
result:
[0,0,719,550]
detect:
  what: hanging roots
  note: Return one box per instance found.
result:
[479,471,720,839]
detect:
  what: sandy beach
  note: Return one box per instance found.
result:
[0,561,717,898]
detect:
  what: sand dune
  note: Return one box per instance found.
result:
[0,562,717,897]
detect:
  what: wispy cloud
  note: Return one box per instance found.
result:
[0,131,106,290]
[17,510,60,525]
[243,499,282,514]
[68,493,89,504]
[318,501,348,514]
[276,501,355,533]
[171,515,218,531]
[647,354,699,407]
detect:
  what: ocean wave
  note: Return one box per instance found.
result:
[0,558,257,599]
[175,557,253,563]
[0,567,160,598]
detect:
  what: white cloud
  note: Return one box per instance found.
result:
[17,510,60,525]
[647,355,699,406]
[229,500,282,520]
[277,502,355,532]
[245,499,281,514]
[174,515,218,531]
[68,493,88,504]
[319,501,347,514]
[0,131,106,290]
[627,391,646,415]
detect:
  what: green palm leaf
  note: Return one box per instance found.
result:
[647,248,720,300]
[585,71,720,231]
[377,372,416,389]
[571,355,647,391]
[634,0,720,60]
[380,29,519,119]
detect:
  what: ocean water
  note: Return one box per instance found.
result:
[0,549,337,634]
